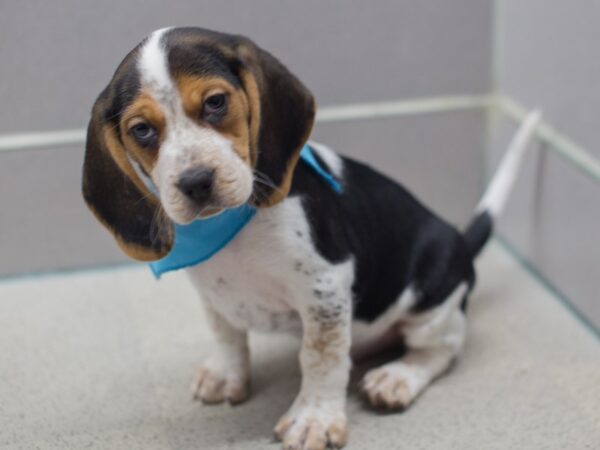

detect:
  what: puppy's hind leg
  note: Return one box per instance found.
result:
[361,283,468,410]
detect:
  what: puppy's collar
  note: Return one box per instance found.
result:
[148,144,342,278]
[150,203,256,278]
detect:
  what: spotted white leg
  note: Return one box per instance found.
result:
[192,298,250,404]
[274,301,352,450]
[362,283,468,409]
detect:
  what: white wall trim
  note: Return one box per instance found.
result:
[316,94,492,123]
[0,129,86,153]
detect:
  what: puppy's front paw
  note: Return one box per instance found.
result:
[192,366,249,405]
[274,404,347,450]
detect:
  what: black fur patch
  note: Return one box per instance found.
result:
[463,210,493,257]
[163,28,243,88]
[291,153,476,321]
[250,45,315,203]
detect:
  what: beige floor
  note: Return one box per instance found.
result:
[1,242,599,450]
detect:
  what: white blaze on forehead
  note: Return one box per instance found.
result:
[137,28,175,102]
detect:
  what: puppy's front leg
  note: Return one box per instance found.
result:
[275,300,352,450]
[192,299,250,404]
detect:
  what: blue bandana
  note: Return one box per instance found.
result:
[149,144,342,277]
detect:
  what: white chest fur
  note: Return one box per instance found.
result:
[186,197,354,335]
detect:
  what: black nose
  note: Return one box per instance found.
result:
[177,168,214,202]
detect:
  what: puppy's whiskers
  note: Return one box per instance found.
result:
[134,189,157,206]
[253,170,284,197]
[253,169,278,189]
[149,205,171,249]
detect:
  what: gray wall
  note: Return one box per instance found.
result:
[493,1,600,326]
[0,1,492,276]
[0,0,491,133]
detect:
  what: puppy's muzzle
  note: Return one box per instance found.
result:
[177,168,215,204]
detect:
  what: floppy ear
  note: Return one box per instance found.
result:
[236,41,316,206]
[82,99,173,261]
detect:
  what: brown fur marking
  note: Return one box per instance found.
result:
[120,93,166,172]
[176,75,253,165]
[102,126,157,205]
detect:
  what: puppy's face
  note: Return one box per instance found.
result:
[83,28,314,261]
[128,30,255,224]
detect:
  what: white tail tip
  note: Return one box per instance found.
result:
[477,109,542,217]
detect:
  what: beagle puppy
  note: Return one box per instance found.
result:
[82,27,539,450]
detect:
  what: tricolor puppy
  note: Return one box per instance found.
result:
[83,27,539,450]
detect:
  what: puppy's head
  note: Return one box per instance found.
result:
[83,27,315,261]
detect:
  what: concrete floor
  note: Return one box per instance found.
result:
[1,242,599,449]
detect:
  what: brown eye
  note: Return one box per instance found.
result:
[129,123,158,147]
[203,94,227,115]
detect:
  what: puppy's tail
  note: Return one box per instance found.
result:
[463,109,542,258]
